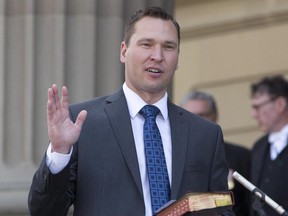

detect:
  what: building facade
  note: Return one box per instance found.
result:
[174,0,288,148]
[1,0,288,215]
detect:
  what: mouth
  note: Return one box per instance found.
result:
[146,67,163,74]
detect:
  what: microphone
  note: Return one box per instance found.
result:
[232,171,288,216]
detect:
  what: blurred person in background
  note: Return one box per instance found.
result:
[250,75,288,216]
[181,90,251,216]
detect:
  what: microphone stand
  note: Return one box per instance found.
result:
[232,171,288,216]
[251,188,267,216]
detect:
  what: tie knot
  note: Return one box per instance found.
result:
[139,105,160,119]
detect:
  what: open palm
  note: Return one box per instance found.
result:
[47,84,87,154]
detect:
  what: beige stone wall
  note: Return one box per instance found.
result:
[174,0,288,149]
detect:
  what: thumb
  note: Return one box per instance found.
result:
[75,110,87,128]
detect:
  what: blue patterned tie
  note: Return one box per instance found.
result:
[139,105,170,214]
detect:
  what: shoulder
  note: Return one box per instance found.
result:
[69,88,124,113]
[168,102,221,131]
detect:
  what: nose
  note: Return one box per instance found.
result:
[150,46,163,62]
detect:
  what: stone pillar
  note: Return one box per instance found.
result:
[0,0,174,214]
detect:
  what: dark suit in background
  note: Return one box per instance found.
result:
[225,142,251,216]
[250,136,288,216]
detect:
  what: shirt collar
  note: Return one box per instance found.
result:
[122,82,168,120]
[269,124,288,143]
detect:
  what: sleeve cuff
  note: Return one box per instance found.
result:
[46,143,73,174]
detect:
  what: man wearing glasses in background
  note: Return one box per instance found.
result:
[250,75,288,216]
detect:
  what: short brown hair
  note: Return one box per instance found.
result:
[124,6,180,46]
[251,75,288,102]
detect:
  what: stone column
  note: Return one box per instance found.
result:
[0,0,174,214]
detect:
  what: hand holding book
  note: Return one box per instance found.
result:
[156,191,234,216]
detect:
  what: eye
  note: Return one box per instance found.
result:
[165,45,175,50]
[141,42,152,48]
[164,43,177,51]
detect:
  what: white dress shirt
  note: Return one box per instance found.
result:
[268,124,288,160]
[46,82,172,216]
[123,83,172,216]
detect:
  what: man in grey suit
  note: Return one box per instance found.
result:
[28,6,234,216]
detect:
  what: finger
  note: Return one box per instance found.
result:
[75,110,87,129]
[51,84,61,110]
[47,87,56,122]
[47,87,54,105]
[61,86,69,110]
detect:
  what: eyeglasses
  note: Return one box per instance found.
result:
[252,98,277,111]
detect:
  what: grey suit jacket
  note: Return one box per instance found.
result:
[28,88,233,216]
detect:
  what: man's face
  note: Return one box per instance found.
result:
[251,93,280,133]
[120,16,179,102]
[182,99,217,122]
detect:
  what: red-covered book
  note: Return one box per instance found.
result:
[156,191,234,216]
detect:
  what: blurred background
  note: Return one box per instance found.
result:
[0,0,287,215]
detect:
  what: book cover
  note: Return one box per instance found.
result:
[156,191,234,216]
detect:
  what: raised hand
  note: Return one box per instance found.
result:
[47,84,87,154]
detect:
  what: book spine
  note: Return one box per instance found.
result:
[159,198,190,216]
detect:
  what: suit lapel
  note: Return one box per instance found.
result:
[168,103,189,199]
[103,92,190,200]
[104,89,144,198]
[253,137,269,184]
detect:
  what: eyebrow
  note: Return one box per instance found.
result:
[137,38,178,46]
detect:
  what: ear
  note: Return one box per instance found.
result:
[276,96,287,113]
[120,42,127,63]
